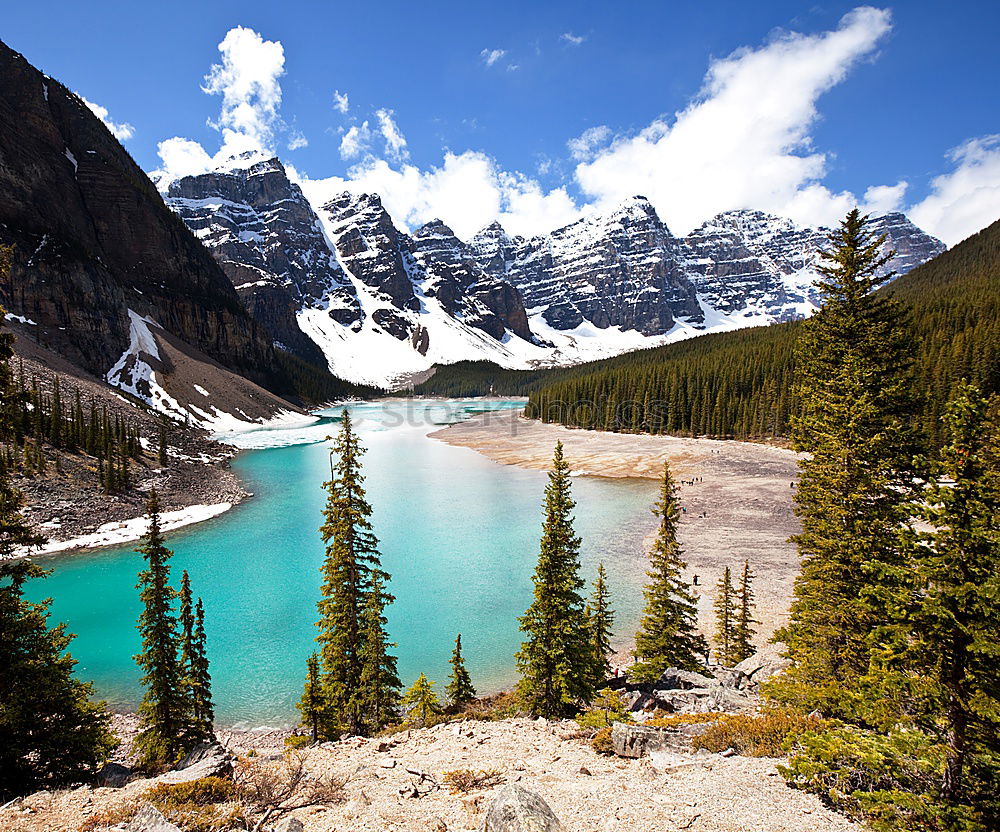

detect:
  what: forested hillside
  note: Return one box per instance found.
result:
[512,218,998,444]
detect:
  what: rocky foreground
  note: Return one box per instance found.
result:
[2,716,861,832]
[2,654,859,832]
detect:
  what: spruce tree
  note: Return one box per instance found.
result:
[713,567,739,665]
[357,574,400,735]
[0,288,115,796]
[133,490,188,768]
[733,559,757,664]
[772,209,918,716]
[188,599,214,741]
[401,674,440,728]
[445,633,477,711]
[586,563,615,683]
[313,409,391,737]
[903,383,1000,813]
[516,442,595,716]
[297,653,323,743]
[632,463,707,679]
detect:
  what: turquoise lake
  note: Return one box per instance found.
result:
[27,400,659,728]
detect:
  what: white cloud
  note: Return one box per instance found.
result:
[151,26,288,184]
[155,137,214,181]
[202,26,285,158]
[332,90,349,113]
[507,64,521,72]
[561,32,586,46]
[862,181,907,214]
[294,150,580,240]
[573,7,894,234]
[908,135,1000,246]
[481,48,507,67]
[339,122,371,160]
[287,131,308,151]
[567,126,612,161]
[80,96,134,141]
[375,108,408,163]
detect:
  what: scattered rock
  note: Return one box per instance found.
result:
[734,646,791,689]
[97,761,133,788]
[176,741,224,770]
[157,747,232,784]
[612,722,688,758]
[480,784,561,832]
[578,766,592,776]
[125,803,182,832]
[277,819,303,832]
[658,668,716,690]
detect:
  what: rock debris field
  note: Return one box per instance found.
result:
[2,717,862,832]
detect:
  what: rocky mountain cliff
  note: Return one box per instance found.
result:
[473,200,946,336]
[166,156,945,387]
[0,40,343,426]
[168,168,545,387]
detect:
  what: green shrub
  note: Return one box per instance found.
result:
[692,710,825,757]
[575,689,634,730]
[284,734,312,750]
[141,777,239,832]
[781,727,985,832]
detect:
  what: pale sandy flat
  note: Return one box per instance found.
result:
[432,411,803,645]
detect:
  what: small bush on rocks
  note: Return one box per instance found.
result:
[693,710,825,757]
[575,689,633,730]
[143,777,239,832]
[442,768,505,794]
[592,727,614,755]
[284,734,311,750]
[644,713,721,728]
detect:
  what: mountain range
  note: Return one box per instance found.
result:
[0,37,946,420]
[164,153,945,388]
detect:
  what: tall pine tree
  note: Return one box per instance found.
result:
[713,567,739,665]
[903,383,1000,816]
[357,574,400,735]
[311,410,394,738]
[585,563,615,683]
[445,633,476,711]
[632,463,706,679]
[297,653,323,743]
[133,490,188,768]
[733,559,757,664]
[516,442,595,716]
[188,598,214,742]
[772,209,918,716]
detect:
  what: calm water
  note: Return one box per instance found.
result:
[27,400,658,727]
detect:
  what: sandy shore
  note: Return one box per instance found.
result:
[432,410,802,645]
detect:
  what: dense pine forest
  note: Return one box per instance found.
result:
[417,218,999,448]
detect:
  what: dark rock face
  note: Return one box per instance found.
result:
[679,209,946,320]
[410,220,533,342]
[472,201,946,336]
[0,40,278,387]
[472,197,703,335]
[167,157,356,365]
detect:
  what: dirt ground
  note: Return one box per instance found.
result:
[1,718,861,832]
[432,410,803,644]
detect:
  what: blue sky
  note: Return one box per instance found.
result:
[4,1,998,243]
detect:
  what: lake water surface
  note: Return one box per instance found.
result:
[28,400,658,727]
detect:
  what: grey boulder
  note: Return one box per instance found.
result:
[126,804,182,832]
[480,784,561,831]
